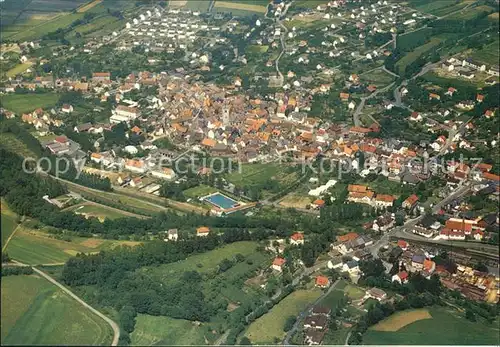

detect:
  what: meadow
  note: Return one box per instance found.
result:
[1,274,113,345]
[471,39,499,66]
[131,315,207,346]
[215,1,267,14]
[1,200,18,248]
[5,224,143,265]
[5,62,33,78]
[395,37,444,75]
[363,307,500,345]
[66,202,144,221]
[0,93,60,114]
[244,289,322,344]
[360,68,395,88]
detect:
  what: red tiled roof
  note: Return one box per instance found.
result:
[316,275,329,287]
[291,232,304,241]
[273,257,286,266]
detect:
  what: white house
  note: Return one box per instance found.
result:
[151,168,176,180]
[164,229,178,242]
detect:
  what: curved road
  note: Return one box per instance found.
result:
[11,260,120,346]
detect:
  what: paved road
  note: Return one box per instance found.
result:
[366,183,472,258]
[10,261,120,346]
[353,82,395,127]
[283,278,342,346]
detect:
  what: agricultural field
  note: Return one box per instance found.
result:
[409,0,475,17]
[0,133,38,159]
[131,315,208,346]
[470,39,499,67]
[214,1,267,14]
[360,68,396,88]
[446,5,495,20]
[5,62,33,78]
[180,0,211,13]
[65,202,144,221]
[294,0,331,8]
[0,93,60,114]
[1,274,113,345]
[143,241,263,282]
[396,37,445,75]
[5,223,143,265]
[245,289,322,344]
[363,307,500,345]
[1,200,19,248]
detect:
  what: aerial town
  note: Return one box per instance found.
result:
[0,0,499,346]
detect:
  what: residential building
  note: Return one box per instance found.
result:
[364,287,387,301]
[272,257,286,272]
[315,275,330,288]
[392,271,409,284]
[151,168,176,180]
[290,232,305,245]
[196,226,210,237]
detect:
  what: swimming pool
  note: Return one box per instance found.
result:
[204,193,239,210]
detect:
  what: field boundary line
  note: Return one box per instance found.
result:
[11,260,120,346]
[3,223,21,252]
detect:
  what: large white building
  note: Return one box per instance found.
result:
[151,168,176,180]
[110,105,140,124]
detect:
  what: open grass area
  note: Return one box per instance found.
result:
[226,163,299,188]
[183,185,219,199]
[361,68,395,88]
[396,37,445,75]
[1,200,18,248]
[278,193,312,209]
[1,274,112,345]
[215,1,267,13]
[5,62,33,78]
[6,224,143,265]
[0,93,59,114]
[363,307,500,345]
[0,133,38,158]
[344,284,365,300]
[246,45,270,54]
[245,289,322,344]
[77,0,103,12]
[143,241,261,283]
[66,202,144,221]
[470,39,499,66]
[131,314,207,345]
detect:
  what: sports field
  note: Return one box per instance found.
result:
[363,307,500,345]
[131,315,207,345]
[0,93,60,114]
[1,274,112,345]
[244,289,322,344]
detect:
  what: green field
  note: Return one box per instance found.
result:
[471,39,499,66]
[245,289,322,344]
[5,62,33,78]
[1,274,112,345]
[66,202,141,220]
[396,37,445,75]
[361,68,395,88]
[0,133,38,158]
[143,241,261,282]
[183,185,219,199]
[131,315,207,345]
[363,307,500,345]
[410,0,474,17]
[226,163,299,187]
[446,5,494,20]
[344,284,365,300]
[6,224,143,265]
[1,200,18,247]
[0,93,60,114]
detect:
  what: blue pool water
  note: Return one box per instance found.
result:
[205,193,239,210]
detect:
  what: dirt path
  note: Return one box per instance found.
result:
[11,260,120,346]
[2,223,21,252]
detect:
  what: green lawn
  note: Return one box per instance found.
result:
[131,315,207,345]
[1,275,112,345]
[0,93,60,114]
[143,241,261,283]
[183,185,219,199]
[363,307,500,345]
[344,284,365,300]
[319,280,348,309]
[245,289,322,344]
